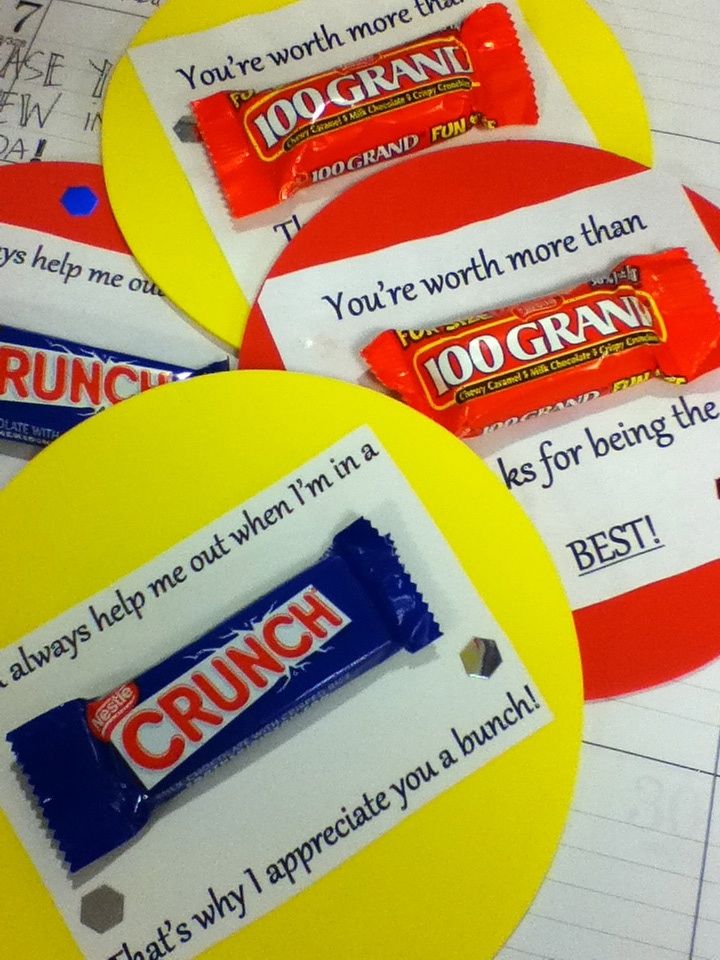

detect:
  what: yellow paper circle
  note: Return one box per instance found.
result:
[0,372,582,960]
[102,0,651,349]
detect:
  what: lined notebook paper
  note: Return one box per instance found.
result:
[0,0,156,165]
[591,0,720,206]
[1,1,719,957]
[499,664,720,959]
[498,4,720,956]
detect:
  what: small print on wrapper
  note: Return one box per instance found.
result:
[362,249,720,438]
[191,3,538,220]
[7,518,441,873]
[0,323,229,448]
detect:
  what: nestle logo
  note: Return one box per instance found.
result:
[515,296,563,319]
[87,683,139,742]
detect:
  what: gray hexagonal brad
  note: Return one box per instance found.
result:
[460,637,502,679]
[80,884,124,933]
[173,114,199,143]
[60,185,98,217]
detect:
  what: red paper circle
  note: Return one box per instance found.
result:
[244,140,720,700]
[0,162,126,253]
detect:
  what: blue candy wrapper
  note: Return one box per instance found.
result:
[7,518,441,872]
[0,322,229,447]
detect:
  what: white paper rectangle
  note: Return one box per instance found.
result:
[0,426,550,960]
[128,0,595,304]
[0,221,230,484]
[0,223,229,366]
[256,169,720,608]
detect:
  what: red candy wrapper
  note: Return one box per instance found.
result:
[192,4,538,219]
[361,249,720,437]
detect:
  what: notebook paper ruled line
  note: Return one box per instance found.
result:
[589,0,720,208]
[498,658,720,959]
[689,729,720,957]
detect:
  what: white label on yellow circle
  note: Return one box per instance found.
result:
[1,425,551,960]
[128,0,594,306]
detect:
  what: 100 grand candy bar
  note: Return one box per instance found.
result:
[362,249,720,437]
[192,4,538,218]
[8,519,441,872]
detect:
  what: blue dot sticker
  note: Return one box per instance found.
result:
[61,186,99,217]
